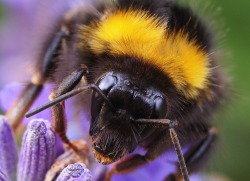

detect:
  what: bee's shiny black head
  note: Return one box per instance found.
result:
[89,72,167,164]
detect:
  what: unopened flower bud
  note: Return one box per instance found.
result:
[0,116,18,180]
[17,119,56,181]
[56,163,92,181]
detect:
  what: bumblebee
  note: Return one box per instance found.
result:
[6,0,227,180]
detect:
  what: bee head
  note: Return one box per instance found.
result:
[89,72,167,164]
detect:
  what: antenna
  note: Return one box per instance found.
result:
[25,84,115,118]
[134,119,190,181]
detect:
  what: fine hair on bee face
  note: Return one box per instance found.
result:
[6,0,228,180]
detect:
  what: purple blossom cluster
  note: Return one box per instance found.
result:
[0,116,92,181]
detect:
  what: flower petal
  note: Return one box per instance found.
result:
[0,115,18,180]
[56,163,92,181]
[45,140,90,181]
[107,148,204,181]
[17,119,56,181]
[0,82,53,124]
[0,168,10,181]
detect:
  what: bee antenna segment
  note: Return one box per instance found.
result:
[25,84,115,118]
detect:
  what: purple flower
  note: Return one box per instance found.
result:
[45,140,90,181]
[0,83,52,124]
[17,119,57,181]
[56,163,92,181]
[0,115,18,180]
[0,116,94,181]
[0,169,10,181]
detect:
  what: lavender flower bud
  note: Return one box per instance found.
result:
[56,163,92,181]
[0,115,18,180]
[17,119,56,181]
[45,140,89,181]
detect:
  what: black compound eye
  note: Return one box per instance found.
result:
[152,96,167,119]
[91,74,117,120]
[98,74,117,93]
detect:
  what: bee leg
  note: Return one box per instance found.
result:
[105,131,172,181]
[50,68,87,151]
[165,127,218,181]
[6,27,68,131]
[6,82,43,130]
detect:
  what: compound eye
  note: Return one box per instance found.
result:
[152,96,167,119]
[98,74,117,93]
[92,74,117,119]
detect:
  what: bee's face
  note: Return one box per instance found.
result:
[90,107,139,164]
[89,72,167,164]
